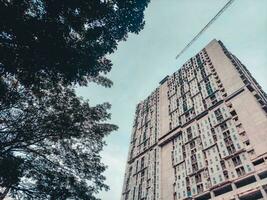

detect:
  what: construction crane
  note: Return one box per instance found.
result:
[175,0,235,59]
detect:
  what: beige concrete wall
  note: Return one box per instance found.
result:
[231,88,267,156]
[159,81,170,138]
[160,142,175,200]
[205,39,245,96]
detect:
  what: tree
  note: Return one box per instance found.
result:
[0,74,117,199]
[0,0,150,88]
[0,0,150,199]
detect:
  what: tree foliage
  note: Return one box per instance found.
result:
[0,75,117,199]
[0,0,149,87]
[0,0,150,199]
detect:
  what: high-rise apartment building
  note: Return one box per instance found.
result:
[121,39,267,200]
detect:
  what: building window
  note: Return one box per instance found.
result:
[244,140,250,146]
[223,171,229,179]
[220,122,228,131]
[214,108,224,123]
[173,192,177,200]
[210,94,218,105]
[248,149,255,155]
[236,166,246,177]
[195,173,202,183]
[141,157,145,169]
[226,144,236,155]
[223,130,230,138]
[224,136,232,146]
[190,141,195,149]
[191,154,197,163]
[206,82,213,96]
[219,175,223,182]
[220,160,226,169]
[197,184,204,194]
[246,164,252,172]
[210,167,214,173]
[187,127,193,140]
[192,163,199,172]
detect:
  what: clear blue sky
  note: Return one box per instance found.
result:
[76,1,267,199]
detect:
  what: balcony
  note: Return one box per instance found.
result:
[191,156,197,164]
[197,184,204,194]
[224,138,233,146]
[188,133,193,141]
[232,156,242,167]
[216,115,224,123]
[226,144,236,155]
[193,164,199,173]
[236,166,246,177]
[223,170,229,179]
[195,174,202,184]
[220,160,226,170]
[213,134,217,142]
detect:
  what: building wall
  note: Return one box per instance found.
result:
[121,39,267,200]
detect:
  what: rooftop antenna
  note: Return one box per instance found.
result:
[175,0,235,59]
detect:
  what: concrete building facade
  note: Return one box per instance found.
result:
[121,39,267,200]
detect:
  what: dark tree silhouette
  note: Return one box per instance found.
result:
[0,0,150,199]
[0,75,118,199]
[0,0,149,87]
